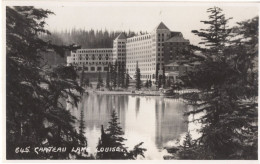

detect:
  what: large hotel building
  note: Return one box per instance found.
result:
[67,22,190,81]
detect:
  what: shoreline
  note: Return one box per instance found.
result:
[84,89,199,97]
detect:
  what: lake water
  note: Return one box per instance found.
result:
[68,93,196,160]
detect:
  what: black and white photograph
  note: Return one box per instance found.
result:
[2,0,259,161]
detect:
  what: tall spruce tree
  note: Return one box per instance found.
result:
[112,61,118,89]
[148,79,152,88]
[162,65,166,88]
[117,62,121,87]
[155,63,159,84]
[191,7,232,55]
[96,71,103,89]
[121,63,126,88]
[96,110,146,159]
[135,62,142,90]
[125,69,130,89]
[145,80,149,88]
[106,64,110,89]
[6,6,87,159]
[158,75,162,89]
[178,7,258,159]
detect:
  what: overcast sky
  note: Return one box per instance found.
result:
[40,2,259,45]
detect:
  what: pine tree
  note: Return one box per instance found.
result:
[148,79,152,88]
[121,63,126,88]
[112,61,118,89]
[158,75,162,89]
[155,63,159,84]
[145,80,149,88]
[166,78,172,88]
[135,62,142,90]
[125,69,130,89]
[79,109,86,136]
[96,71,103,89]
[117,62,121,87]
[85,78,90,87]
[178,8,258,159]
[106,64,110,89]
[109,63,113,88]
[183,131,193,148]
[96,110,147,159]
[80,64,85,87]
[6,6,87,159]
[191,6,232,55]
[162,65,166,88]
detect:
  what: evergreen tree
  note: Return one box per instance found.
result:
[106,64,110,89]
[96,111,146,159]
[79,109,86,136]
[112,61,118,89]
[178,7,258,159]
[80,64,85,87]
[166,78,172,88]
[155,63,159,84]
[158,75,162,89]
[6,6,87,159]
[148,79,152,88]
[85,78,90,87]
[117,62,121,87]
[191,7,232,55]
[162,65,166,88]
[145,79,149,88]
[121,63,126,88]
[96,71,103,89]
[109,63,114,88]
[135,62,142,90]
[125,69,130,89]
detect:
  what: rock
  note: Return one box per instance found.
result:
[163,155,176,160]
[165,146,180,154]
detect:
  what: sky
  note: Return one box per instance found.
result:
[39,1,259,45]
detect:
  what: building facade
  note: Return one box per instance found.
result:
[112,33,127,64]
[67,22,190,80]
[67,48,113,72]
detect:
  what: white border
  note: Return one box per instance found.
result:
[1,1,260,164]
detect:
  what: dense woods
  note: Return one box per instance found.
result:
[40,29,143,48]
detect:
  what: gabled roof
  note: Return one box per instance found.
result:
[115,33,127,40]
[165,36,189,43]
[155,22,170,30]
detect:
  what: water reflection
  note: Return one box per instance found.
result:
[69,93,189,159]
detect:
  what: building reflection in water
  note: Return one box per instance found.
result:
[69,93,189,159]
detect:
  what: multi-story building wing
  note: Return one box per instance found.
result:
[163,35,190,64]
[67,48,113,72]
[112,33,127,64]
[126,33,153,80]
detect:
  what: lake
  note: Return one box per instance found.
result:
[68,93,195,160]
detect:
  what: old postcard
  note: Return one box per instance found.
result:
[2,0,259,162]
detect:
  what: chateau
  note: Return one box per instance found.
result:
[67,22,190,81]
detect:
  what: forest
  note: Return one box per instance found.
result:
[40,28,144,48]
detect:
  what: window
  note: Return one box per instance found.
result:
[104,67,108,71]
[91,67,95,71]
[97,67,102,71]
